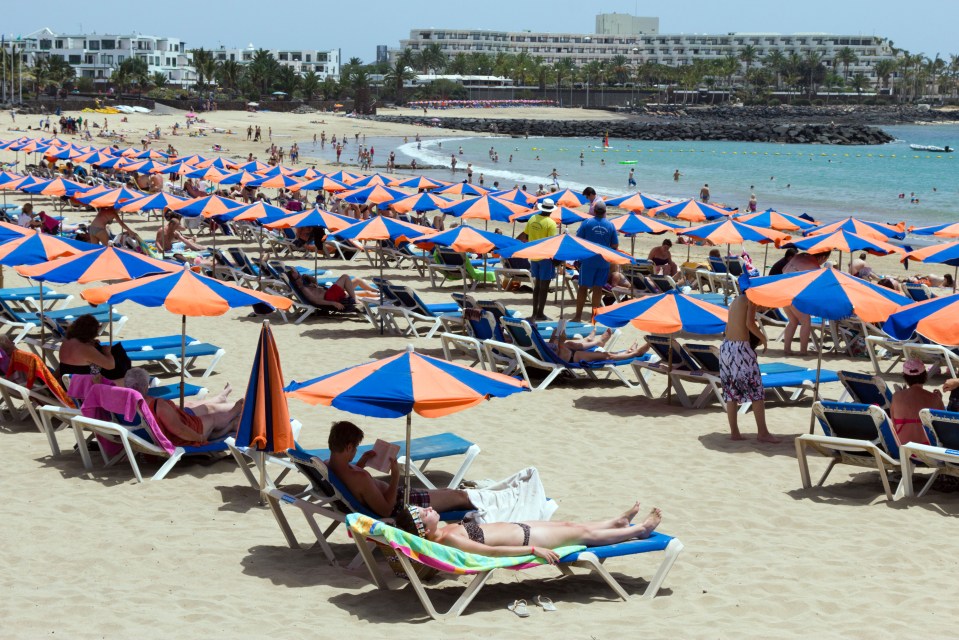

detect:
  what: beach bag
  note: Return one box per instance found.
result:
[99,342,132,381]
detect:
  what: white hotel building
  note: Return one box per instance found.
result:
[19,28,195,87]
[397,13,895,83]
[212,46,341,80]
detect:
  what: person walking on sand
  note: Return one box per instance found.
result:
[720,294,780,443]
[699,183,710,203]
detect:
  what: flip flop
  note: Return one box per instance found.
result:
[507,599,530,618]
[534,595,557,612]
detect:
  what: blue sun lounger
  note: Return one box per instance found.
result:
[900,409,959,498]
[348,513,683,620]
[797,401,905,501]
[125,341,226,378]
[486,316,643,390]
[263,440,478,565]
[0,286,72,311]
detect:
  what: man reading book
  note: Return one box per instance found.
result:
[326,421,476,517]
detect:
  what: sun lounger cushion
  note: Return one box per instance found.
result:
[301,432,474,463]
[347,513,584,575]
[560,533,675,561]
[761,369,839,387]
[126,344,222,360]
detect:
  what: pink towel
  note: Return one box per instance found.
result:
[67,374,115,402]
[80,385,176,454]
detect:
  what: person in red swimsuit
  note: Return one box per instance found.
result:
[890,359,944,446]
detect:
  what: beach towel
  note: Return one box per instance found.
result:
[66,374,115,403]
[347,513,584,575]
[7,350,74,408]
[465,467,557,524]
[80,385,176,454]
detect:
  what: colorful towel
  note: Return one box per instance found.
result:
[347,513,584,576]
[7,350,74,408]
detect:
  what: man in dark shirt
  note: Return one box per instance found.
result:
[767,248,797,276]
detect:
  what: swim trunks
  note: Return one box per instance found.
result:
[719,340,764,403]
[529,259,555,281]
[391,489,430,517]
[578,258,610,288]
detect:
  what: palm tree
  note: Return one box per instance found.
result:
[762,50,786,90]
[417,43,447,74]
[275,65,301,97]
[803,50,825,97]
[30,56,52,96]
[850,72,869,103]
[823,71,843,103]
[248,49,279,96]
[384,58,416,103]
[873,58,897,94]
[553,58,575,105]
[834,46,859,83]
[151,71,168,90]
[191,48,218,90]
[471,53,493,76]
[216,60,242,93]
[300,71,320,100]
[739,44,758,90]
[346,66,372,114]
[581,60,604,105]
[447,53,471,75]
[607,54,630,84]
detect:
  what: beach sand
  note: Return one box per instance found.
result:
[1,106,957,638]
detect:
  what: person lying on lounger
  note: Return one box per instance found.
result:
[286,269,377,311]
[547,324,648,363]
[123,368,243,445]
[395,502,662,564]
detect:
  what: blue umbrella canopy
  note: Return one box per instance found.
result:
[340,185,409,205]
[16,246,177,283]
[332,216,433,242]
[234,321,293,454]
[0,233,97,267]
[441,195,527,222]
[743,268,910,322]
[883,294,959,345]
[414,226,522,254]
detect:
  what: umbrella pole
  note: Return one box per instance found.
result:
[763,243,769,274]
[38,284,44,351]
[403,412,412,505]
[808,317,825,434]
[179,314,186,409]
[379,257,385,335]
[954,265,957,294]
[108,304,113,344]
[666,336,673,404]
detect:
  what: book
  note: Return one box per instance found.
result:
[367,438,400,473]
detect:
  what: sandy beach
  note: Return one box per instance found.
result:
[1,106,957,639]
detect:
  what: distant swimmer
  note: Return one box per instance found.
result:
[673,169,682,181]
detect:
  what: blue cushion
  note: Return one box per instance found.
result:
[561,532,674,561]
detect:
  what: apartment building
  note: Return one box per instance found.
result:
[213,45,341,80]
[19,27,195,86]
[396,15,895,82]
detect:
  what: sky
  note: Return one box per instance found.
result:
[4,0,956,63]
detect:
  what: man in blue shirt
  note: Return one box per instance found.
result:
[573,199,619,323]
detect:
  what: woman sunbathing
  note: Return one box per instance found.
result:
[547,325,649,363]
[123,368,242,445]
[396,502,662,564]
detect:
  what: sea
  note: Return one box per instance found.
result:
[301,123,958,228]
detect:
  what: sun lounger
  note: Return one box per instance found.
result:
[0,376,72,455]
[903,281,935,302]
[125,340,225,378]
[899,409,959,498]
[347,513,683,620]
[485,316,641,390]
[263,442,476,565]
[0,286,72,313]
[796,401,905,501]
[493,257,534,292]
[901,342,959,378]
[837,370,893,411]
[378,284,462,338]
[70,385,229,482]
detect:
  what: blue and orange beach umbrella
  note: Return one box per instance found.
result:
[679,218,791,271]
[744,268,910,428]
[442,194,530,224]
[341,184,410,206]
[605,192,667,213]
[883,294,959,346]
[534,188,589,208]
[803,216,905,241]
[434,182,491,198]
[779,229,904,270]
[82,266,292,406]
[734,209,818,232]
[392,176,448,191]
[285,346,528,503]
[909,222,959,238]
[386,192,453,214]
[901,241,959,292]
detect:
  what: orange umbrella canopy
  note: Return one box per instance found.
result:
[501,233,633,264]
[804,216,905,241]
[233,321,293,454]
[778,230,904,257]
[17,246,178,283]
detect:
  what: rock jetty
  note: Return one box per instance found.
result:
[369,114,894,145]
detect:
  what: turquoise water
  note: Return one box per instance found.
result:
[303,123,958,226]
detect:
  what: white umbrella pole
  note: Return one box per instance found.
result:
[403,412,412,505]
[179,314,186,409]
[808,317,825,434]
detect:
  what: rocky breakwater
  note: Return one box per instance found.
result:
[369,115,894,145]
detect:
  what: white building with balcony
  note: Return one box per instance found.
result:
[213,45,340,80]
[396,15,895,84]
[19,27,195,87]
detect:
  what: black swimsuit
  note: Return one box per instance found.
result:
[462,521,531,546]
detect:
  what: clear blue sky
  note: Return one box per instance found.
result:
[4,0,955,63]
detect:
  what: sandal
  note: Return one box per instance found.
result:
[534,595,557,612]
[507,599,529,618]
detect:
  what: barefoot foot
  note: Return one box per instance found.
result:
[617,501,642,527]
[636,508,662,537]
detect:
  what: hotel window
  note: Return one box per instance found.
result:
[278,52,288,60]
[55,39,64,48]
[68,54,81,64]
